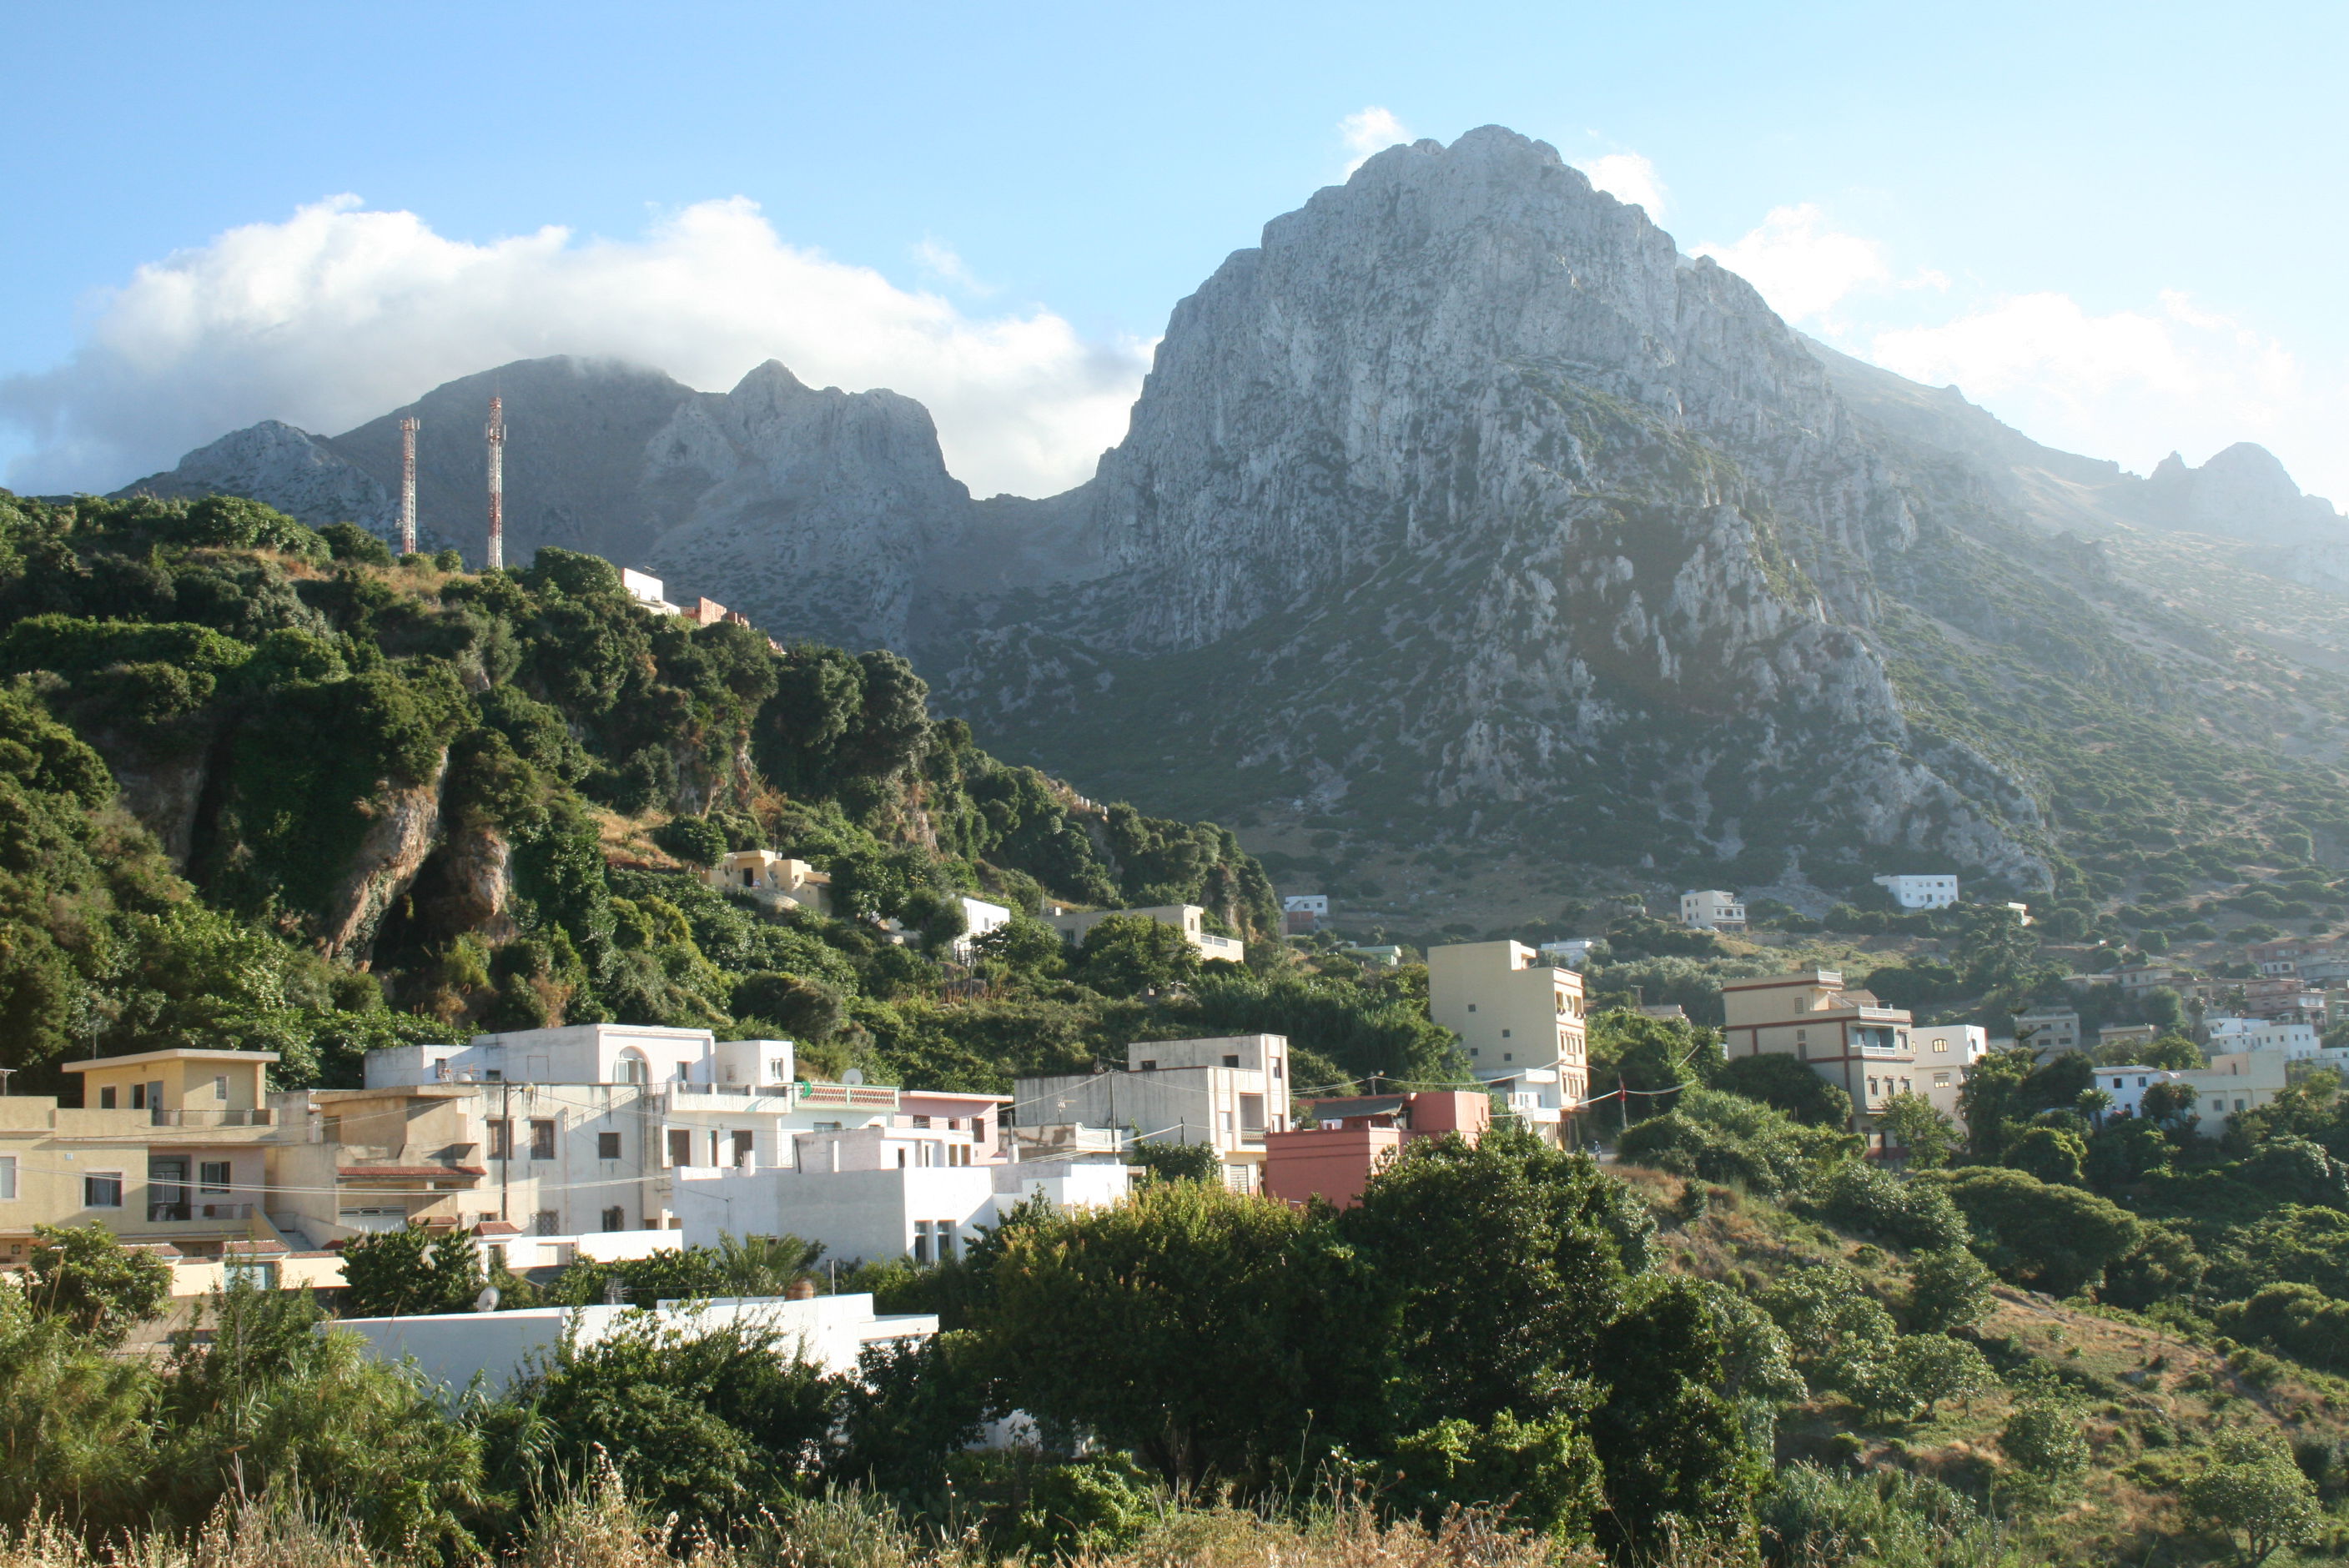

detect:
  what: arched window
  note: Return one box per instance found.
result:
[616,1051,649,1086]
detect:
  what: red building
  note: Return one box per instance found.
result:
[1262,1090,1489,1209]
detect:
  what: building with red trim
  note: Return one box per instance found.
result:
[1719,968,1917,1138]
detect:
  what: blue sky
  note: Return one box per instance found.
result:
[4,1,2344,500]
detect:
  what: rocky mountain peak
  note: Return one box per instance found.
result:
[2141,440,2340,541]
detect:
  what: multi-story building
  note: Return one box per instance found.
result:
[1427,941,1588,1143]
[1265,1091,1490,1209]
[1282,895,1330,935]
[1718,969,1916,1137]
[2098,1023,2160,1054]
[2247,937,2332,977]
[1874,874,1959,910]
[2015,1007,2083,1057]
[1911,1024,1987,1128]
[1,1049,289,1268]
[1678,890,1746,932]
[2095,1051,2286,1138]
[951,898,1012,962]
[1042,903,1245,963]
[2115,963,2180,998]
[894,1091,1010,1162]
[2243,976,2326,1021]
[1537,937,1599,970]
[1012,1034,1291,1191]
[2205,1017,2317,1057]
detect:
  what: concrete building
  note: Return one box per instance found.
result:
[2095,1051,2287,1138]
[2016,1008,2084,1058]
[895,1091,1010,1162]
[2243,976,2326,1021]
[2098,1023,2160,1054]
[1718,969,1916,1137]
[1013,1035,1290,1191]
[1041,903,1245,963]
[1537,938,1599,970]
[1912,1024,1988,1128]
[335,1293,938,1395]
[1873,874,1959,910]
[1678,890,1746,932]
[952,897,1012,962]
[702,852,832,917]
[1,1049,289,1267]
[2205,1017,2319,1057]
[675,1143,1132,1264]
[1264,1091,1489,1209]
[1282,895,1330,935]
[1427,941,1588,1143]
[2248,937,2331,977]
[2115,963,2180,998]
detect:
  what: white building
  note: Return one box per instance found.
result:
[1014,1035,1290,1190]
[1874,874,1959,911]
[1678,890,1746,932]
[673,1148,1132,1264]
[2094,1051,2285,1138]
[1428,941,1587,1143]
[1042,904,1245,963]
[1283,895,1330,918]
[1537,937,1600,970]
[620,568,681,614]
[334,1293,937,1395]
[2205,1017,2320,1057]
[953,897,1012,962]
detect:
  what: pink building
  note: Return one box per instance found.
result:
[1263,1091,1490,1210]
[893,1091,1011,1166]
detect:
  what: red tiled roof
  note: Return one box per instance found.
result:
[471,1220,522,1235]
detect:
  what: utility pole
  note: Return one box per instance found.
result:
[398,416,419,555]
[484,396,506,570]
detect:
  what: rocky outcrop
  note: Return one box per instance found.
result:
[119,420,396,536]
[314,758,449,958]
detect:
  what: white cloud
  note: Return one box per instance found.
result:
[1340,107,1411,175]
[1870,290,2342,501]
[1693,204,1890,324]
[1580,153,1667,219]
[912,236,993,296]
[0,196,1149,499]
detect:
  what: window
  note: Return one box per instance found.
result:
[489,1120,512,1159]
[531,1120,556,1159]
[617,1053,648,1086]
[768,1059,788,1083]
[1138,1060,1157,1072]
[1222,1054,1240,1068]
[130,1083,147,1111]
[911,1115,932,1128]
[733,1130,754,1168]
[0,1155,14,1201]
[601,1206,625,1233]
[1931,1038,1948,1053]
[937,1225,958,1263]
[483,1068,502,1081]
[666,1128,692,1168]
[1466,1004,1477,1013]
[913,1219,933,1264]
[84,1172,123,1208]
[596,1131,621,1160]
[99,1086,117,1109]
[535,1210,560,1236]
[1867,1078,1879,1097]
[199,1161,231,1192]
[1501,1028,1512,1039]
[1932,1072,1950,1088]
[225,1260,278,1291]
[1502,1053,1513,1062]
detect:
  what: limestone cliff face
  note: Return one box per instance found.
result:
[119,420,397,536]
[314,758,450,958]
[935,128,2050,886]
[642,362,973,651]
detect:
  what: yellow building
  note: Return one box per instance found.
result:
[1719,969,1916,1135]
[1426,941,1587,1141]
[0,1049,285,1266]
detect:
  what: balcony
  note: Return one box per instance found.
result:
[662,1085,796,1113]
[796,1082,901,1112]
[149,1108,273,1128]
[1195,934,1245,963]
[146,1201,255,1223]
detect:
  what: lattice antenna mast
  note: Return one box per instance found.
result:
[484,395,506,570]
[398,417,420,555]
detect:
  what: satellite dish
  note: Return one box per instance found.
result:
[472,1284,500,1314]
[843,1068,865,1085]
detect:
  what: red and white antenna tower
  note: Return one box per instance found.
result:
[398,417,419,555]
[484,395,506,570]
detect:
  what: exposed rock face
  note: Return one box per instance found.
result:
[120,420,396,535]
[2141,443,2343,542]
[315,757,450,958]
[642,362,974,651]
[932,128,2051,886]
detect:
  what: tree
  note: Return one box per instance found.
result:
[337,1224,484,1317]
[1714,1052,1853,1128]
[27,1224,172,1346]
[1590,1274,1768,1558]
[1935,1168,2140,1296]
[731,971,846,1043]
[2182,1429,2321,1565]
[1807,1161,1969,1251]
[1876,1091,1959,1167]
[1388,1410,1603,1547]
[1999,1401,2089,1497]
[2002,1125,2087,1186]
[652,814,727,867]
[1906,1247,1996,1334]
[1344,1129,1650,1426]
[2140,1078,2202,1132]
[1891,1333,1994,1418]
[977,1179,1388,1490]
[319,522,394,565]
[1075,915,1201,993]
[1126,1139,1224,1185]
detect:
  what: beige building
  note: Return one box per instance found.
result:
[1427,941,1588,1141]
[0,1049,289,1267]
[1042,903,1245,963]
[2015,1007,2083,1057]
[1014,1035,1290,1191]
[1719,969,1916,1136]
[704,852,832,916]
[1678,890,1746,932]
